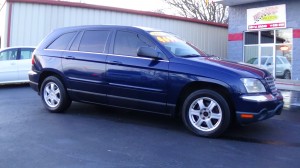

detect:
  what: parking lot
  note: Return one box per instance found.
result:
[1,84,300,168]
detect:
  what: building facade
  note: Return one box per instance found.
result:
[0,0,228,57]
[223,0,300,81]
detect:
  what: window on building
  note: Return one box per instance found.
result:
[47,32,77,50]
[276,29,292,43]
[78,30,110,53]
[244,46,258,64]
[113,31,154,56]
[261,30,274,43]
[244,29,293,80]
[245,32,258,45]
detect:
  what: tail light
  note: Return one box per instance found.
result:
[31,54,35,65]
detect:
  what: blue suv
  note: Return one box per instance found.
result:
[29,25,283,137]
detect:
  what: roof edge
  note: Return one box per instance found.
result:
[7,0,228,28]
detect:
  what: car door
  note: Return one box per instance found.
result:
[62,29,111,104]
[0,48,18,83]
[106,30,169,114]
[17,48,34,81]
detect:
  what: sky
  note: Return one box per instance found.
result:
[69,0,171,12]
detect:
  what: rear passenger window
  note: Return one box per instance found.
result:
[47,32,76,50]
[114,31,154,56]
[20,48,34,60]
[79,30,110,53]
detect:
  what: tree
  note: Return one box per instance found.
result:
[164,0,228,24]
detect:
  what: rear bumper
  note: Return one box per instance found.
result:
[28,70,39,93]
[29,81,39,92]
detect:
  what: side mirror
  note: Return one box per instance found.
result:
[137,47,159,59]
[267,63,272,66]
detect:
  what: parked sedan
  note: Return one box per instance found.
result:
[0,46,35,84]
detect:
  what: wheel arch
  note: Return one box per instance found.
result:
[283,69,291,79]
[38,69,67,93]
[175,81,235,118]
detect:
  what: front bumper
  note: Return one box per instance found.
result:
[236,93,284,125]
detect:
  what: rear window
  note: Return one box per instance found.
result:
[47,32,76,50]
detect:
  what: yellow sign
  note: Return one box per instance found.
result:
[150,32,179,43]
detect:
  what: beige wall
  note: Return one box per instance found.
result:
[0,1,8,48]
[8,2,228,57]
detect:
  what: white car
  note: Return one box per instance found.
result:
[0,46,35,84]
[246,56,291,79]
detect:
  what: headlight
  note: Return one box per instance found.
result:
[241,78,266,93]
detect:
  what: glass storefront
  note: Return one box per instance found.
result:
[244,29,293,80]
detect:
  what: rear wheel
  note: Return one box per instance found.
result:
[40,76,71,113]
[182,89,231,137]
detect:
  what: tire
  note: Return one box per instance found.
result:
[283,70,291,79]
[182,89,231,137]
[40,76,71,113]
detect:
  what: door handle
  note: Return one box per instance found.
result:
[109,61,123,65]
[65,56,75,59]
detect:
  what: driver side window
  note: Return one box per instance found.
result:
[114,31,154,56]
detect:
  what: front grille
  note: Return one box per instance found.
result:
[265,76,277,95]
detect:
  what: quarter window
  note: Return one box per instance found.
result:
[47,32,76,50]
[79,30,110,53]
[70,31,83,51]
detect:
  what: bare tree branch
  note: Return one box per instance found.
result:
[164,0,228,24]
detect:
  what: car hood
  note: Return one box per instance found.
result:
[187,56,270,78]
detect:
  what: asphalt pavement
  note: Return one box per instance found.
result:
[0,84,299,168]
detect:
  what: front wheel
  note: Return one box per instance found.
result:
[182,89,231,137]
[40,76,71,113]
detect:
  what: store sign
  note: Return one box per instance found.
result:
[247,4,286,30]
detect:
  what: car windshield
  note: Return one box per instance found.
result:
[247,57,267,65]
[149,31,206,57]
